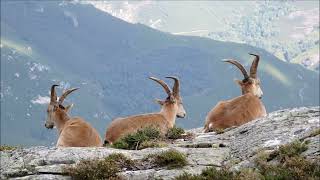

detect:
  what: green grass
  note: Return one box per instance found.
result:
[111,126,191,150]
[166,126,185,139]
[63,153,134,180]
[146,149,188,169]
[175,140,320,180]
[112,126,162,150]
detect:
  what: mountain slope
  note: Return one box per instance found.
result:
[1,1,319,146]
[88,1,319,71]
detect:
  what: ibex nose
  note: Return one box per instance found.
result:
[177,113,186,118]
[45,123,54,129]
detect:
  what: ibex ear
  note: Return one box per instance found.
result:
[168,95,176,103]
[65,104,74,112]
[234,79,243,86]
[154,99,165,106]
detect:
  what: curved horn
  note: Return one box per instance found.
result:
[58,88,79,105]
[249,53,260,78]
[149,77,171,96]
[223,59,249,80]
[165,76,180,96]
[50,84,59,103]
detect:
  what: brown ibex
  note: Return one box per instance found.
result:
[203,53,267,132]
[45,85,102,147]
[104,76,186,144]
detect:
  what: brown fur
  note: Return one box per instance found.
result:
[203,53,266,132]
[54,114,102,147]
[204,93,266,131]
[45,85,102,147]
[105,77,186,144]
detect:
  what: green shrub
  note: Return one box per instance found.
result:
[64,153,133,180]
[201,167,234,180]
[278,140,308,161]
[139,140,168,149]
[255,140,319,180]
[175,167,234,180]
[147,149,187,169]
[175,172,202,180]
[166,126,185,139]
[112,126,161,150]
[175,140,319,180]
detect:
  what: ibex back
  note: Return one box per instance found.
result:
[204,54,267,132]
[104,76,186,144]
[45,85,102,147]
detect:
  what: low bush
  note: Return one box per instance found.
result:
[64,153,134,180]
[112,126,161,150]
[147,149,188,169]
[175,140,319,180]
[166,126,185,139]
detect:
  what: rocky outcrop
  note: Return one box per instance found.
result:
[1,106,319,179]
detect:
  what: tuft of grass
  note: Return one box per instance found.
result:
[305,128,320,139]
[63,153,133,180]
[175,140,319,180]
[277,140,308,162]
[175,172,202,180]
[214,128,225,134]
[175,167,234,180]
[0,145,17,151]
[309,128,320,137]
[147,149,188,169]
[139,140,168,149]
[255,140,319,180]
[112,126,161,150]
[166,126,185,139]
[235,168,264,180]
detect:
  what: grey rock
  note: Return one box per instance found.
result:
[1,106,319,179]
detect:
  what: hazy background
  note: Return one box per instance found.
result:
[1,1,319,146]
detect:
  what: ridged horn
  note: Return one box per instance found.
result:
[165,76,180,96]
[249,53,260,78]
[149,77,171,96]
[50,84,59,104]
[223,59,249,80]
[58,88,79,105]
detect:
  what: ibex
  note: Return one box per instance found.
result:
[203,53,267,132]
[104,76,186,144]
[45,85,102,147]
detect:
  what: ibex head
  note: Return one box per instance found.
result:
[149,76,186,118]
[45,85,78,129]
[224,53,263,98]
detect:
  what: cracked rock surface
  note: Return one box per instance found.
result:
[1,106,319,179]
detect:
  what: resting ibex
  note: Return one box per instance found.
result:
[45,85,102,147]
[203,54,267,132]
[104,76,186,144]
